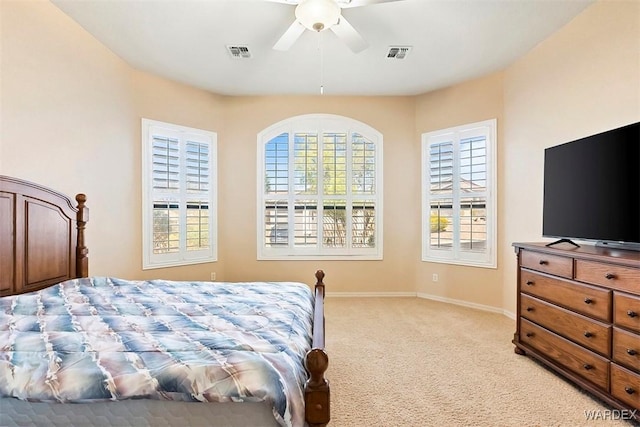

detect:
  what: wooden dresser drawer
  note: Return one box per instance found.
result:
[612,327,640,373]
[521,250,573,279]
[614,292,640,333]
[576,260,640,294]
[520,318,609,390]
[521,294,611,357]
[520,269,611,321]
[611,363,640,410]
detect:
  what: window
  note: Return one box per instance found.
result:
[258,114,383,260]
[422,119,496,268]
[142,119,217,269]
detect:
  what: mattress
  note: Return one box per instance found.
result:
[0,277,315,427]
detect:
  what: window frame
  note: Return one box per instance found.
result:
[141,118,217,270]
[421,119,497,268]
[257,114,383,260]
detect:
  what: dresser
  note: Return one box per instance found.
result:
[513,242,639,418]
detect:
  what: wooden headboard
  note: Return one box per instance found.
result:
[0,175,89,296]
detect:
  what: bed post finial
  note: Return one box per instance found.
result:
[315,270,325,284]
[75,193,89,278]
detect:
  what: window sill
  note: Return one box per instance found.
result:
[258,253,383,261]
[143,257,217,270]
[421,257,497,269]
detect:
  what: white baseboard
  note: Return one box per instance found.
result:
[325,291,515,319]
[502,309,516,320]
[325,291,417,298]
[416,292,510,316]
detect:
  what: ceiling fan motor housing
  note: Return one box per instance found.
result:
[295,0,341,32]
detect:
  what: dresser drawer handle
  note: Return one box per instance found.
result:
[583,331,593,338]
[583,364,593,370]
[627,348,638,356]
[628,310,638,318]
[584,298,593,304]
[526,307,534,312]
[539,260,548,265]
[525,332,534,338]
[625,387,635,395]
[525,281,534,286]
[604,273,616,280]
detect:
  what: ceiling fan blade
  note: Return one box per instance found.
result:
[273,20,306,51]
[340,0,404,8]
[330,15,369,53]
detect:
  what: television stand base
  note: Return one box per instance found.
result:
[545,238,580,248]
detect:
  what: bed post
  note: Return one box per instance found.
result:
[304,270,330,427]
[75,193,89,278]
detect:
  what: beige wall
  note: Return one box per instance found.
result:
[131,71,227,282]
[2,0,638,312]
[219,96,417,291]
[414,72,505,309]
[1,0,136,275]
[501,0,640,313]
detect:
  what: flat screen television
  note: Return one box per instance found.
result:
[542,121,640,251]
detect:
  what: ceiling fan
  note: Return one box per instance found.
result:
[268,0,403,53]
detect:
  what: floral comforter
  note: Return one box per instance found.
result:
[0,277,315,427]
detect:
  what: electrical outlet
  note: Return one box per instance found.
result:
[210,272,216,281]
[432,273,439,282]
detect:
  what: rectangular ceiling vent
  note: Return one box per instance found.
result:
[226,45,252,59]
[386,46,412,60]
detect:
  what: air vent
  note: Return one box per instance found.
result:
[226,45,252,59]
[386,46,412,60]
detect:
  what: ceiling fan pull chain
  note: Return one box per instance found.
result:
[319,31,325,95]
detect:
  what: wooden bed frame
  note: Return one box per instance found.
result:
[0,175,330,427]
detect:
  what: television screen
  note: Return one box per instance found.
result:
[543,122,640,247]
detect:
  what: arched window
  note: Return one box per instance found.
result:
[258,114,383,260]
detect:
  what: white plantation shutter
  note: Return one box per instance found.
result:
[422,119,496,268]
[428,141,454,251]
[185,141,211,252]
[185,142,210,192]
[142,119,217,269]
[258,114,383,260]
[153,136,180,190]
[351,134,376,248]
[152,136,181,254]
[459,134,488,252]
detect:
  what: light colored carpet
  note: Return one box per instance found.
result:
[324,297,637,427]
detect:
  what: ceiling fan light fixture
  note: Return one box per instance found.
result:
[295,0,341,32]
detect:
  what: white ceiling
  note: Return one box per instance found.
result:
[51,0,594,96]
